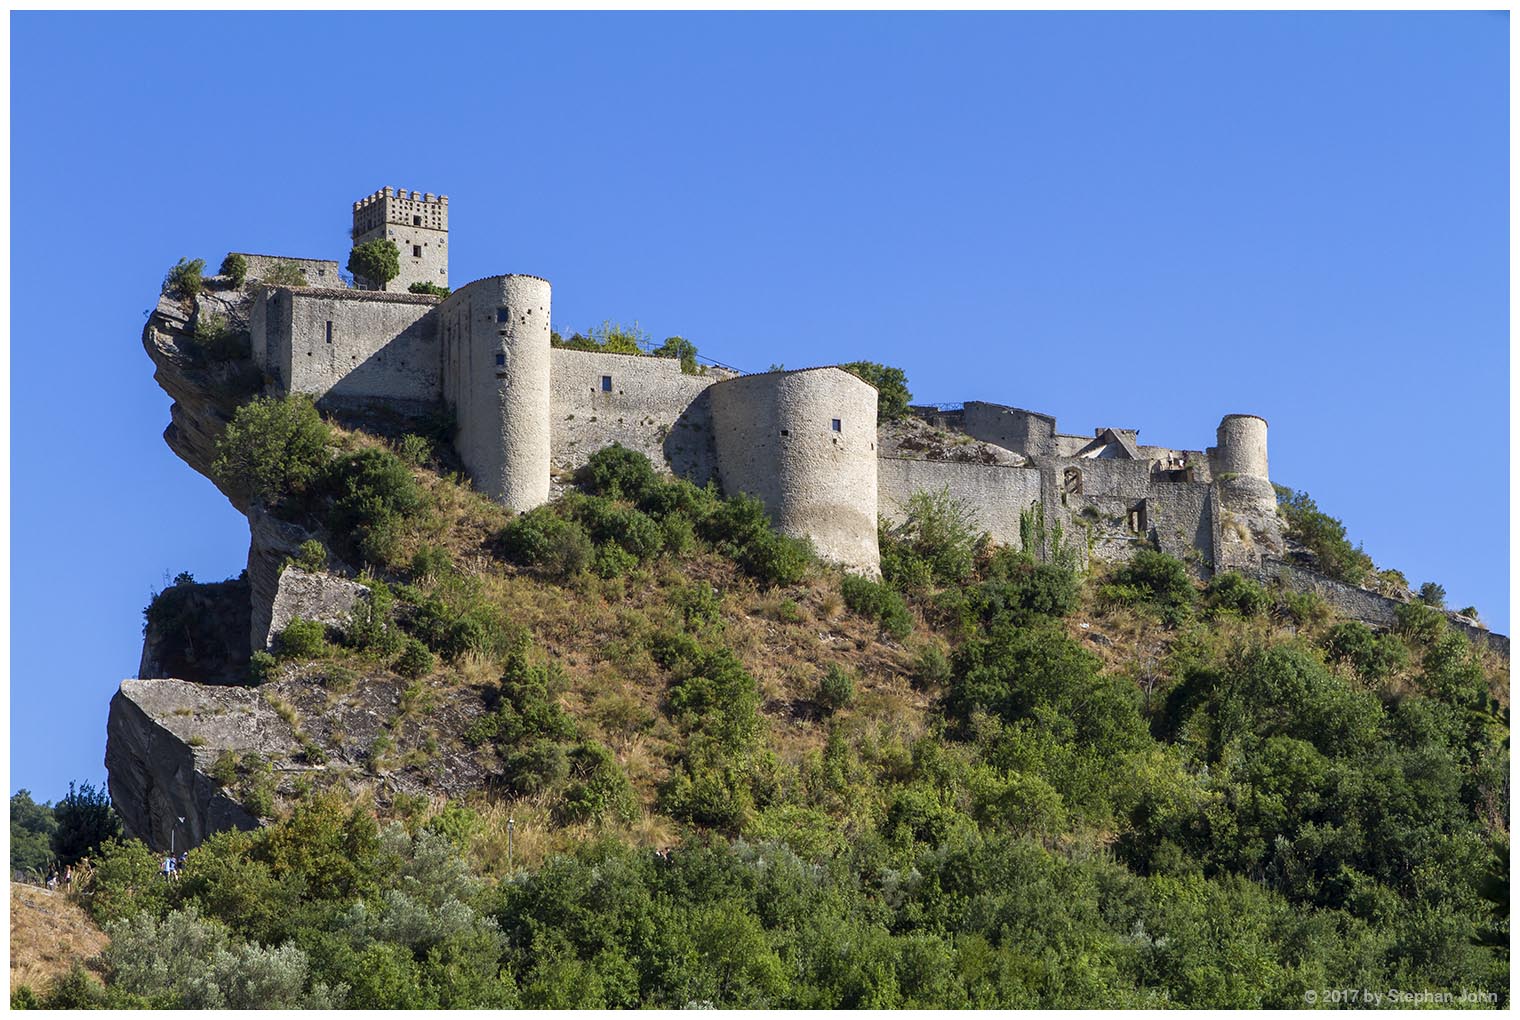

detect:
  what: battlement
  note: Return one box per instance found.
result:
[350,185,449,292]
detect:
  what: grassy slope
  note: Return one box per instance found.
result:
[10,884,109,994]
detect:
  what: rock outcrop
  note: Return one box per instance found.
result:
[139,577,253,685]
[259,566,369,653]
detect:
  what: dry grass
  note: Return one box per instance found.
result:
[10,884,109,995]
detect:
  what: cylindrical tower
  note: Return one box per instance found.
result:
[1214,413,1269,481]
[708,367,880,574]
[439,274,551,512]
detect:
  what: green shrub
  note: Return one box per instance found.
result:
[248,651,278,684]
[1417,581,1447,608]
[219,253,248,288]
[1395,601,1447,648]
[840,361,912,420]
[739,530,813,587]
[291,539,327,574]
[581,445,660,503]
[316,448,426,568]
[503,739,570,797]
[1323,621,1407,683]
[816,665,855,714]
[347,239,400,289]
[672,583,722,629]
[499,507,593,578]
[572,496,665,561]
[275,618,327,659]
[1101,550,1194,625]
[162,257,206,299]
[344,581,403,657]
[395,638,436,679]
[841,574,913,639]
[1275,486,1374,585]
[593,543,639,579]
[410,544,453,580]
[972,549,1081,625]
[1203,572,1270,617]
[880,487,984,589]
[212,395,331,507]
[652,335,699,373]
[262,261,309,287]
[407,281,451,297]
[558,742,639,824]
[394,433,433,466]
[913,644,953,689]
[209,751,240,787]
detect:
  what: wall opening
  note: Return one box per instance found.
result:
[601,375,613,393]
[324,320,333,344]
[495,353,506,367]
[412,214,422,226]
[831,418,842,432]
[1063,467,1083,496]
[1128,503,1147,535]
[412,245,423,258]
[496,308,509,324]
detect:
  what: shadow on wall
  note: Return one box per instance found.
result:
[663,389,720,488]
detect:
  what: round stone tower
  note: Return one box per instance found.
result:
[439,274,551,512]
[1214,413,1270,482]
[708,366,880,574]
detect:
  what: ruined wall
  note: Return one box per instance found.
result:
[961,401,1057,457]
[1144,482,1214,562]
[878,457,1041,548]
[709,368,880,574]
[440,275,551,512]
[258,289,440,411]
[549,348,723,485]
[231,253,345,289]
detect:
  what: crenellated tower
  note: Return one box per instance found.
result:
[351,187,449,292]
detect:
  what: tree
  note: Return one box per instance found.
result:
[11,790,57,874]
[408,281,451,297]
[840,361,912,420]
[162,257,206,300]
[211,395,331,506]
[219,253,248,288]
[1417,581,1447,608]
[653,336,699,373]
[348,239,400,290]
[52,780,122,866]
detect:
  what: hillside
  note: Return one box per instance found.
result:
[46,272,1509,1008]
[10,884,109,1000]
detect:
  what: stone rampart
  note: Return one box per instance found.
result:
[709,367,880,573]
[877,456,1041,548]
[230,253,345,289]
[961,401,1057,457]
[549,348,723,484]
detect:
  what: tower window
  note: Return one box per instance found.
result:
[496,308,509,324]
[601,375,613,393]
[831,418,842,432]
[413,214,422,226]
[325,320,333,344]
[495,353,506,367]
[412,245,423,258]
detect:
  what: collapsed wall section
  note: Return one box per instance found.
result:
[229,253,345,289]
[549,348,722,485]
[439,276,552,512]
[709,367,880,574]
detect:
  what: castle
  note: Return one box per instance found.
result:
[235,186,1288,578]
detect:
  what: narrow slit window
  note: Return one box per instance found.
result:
[601,375,613,393]
[831,418,842,432]
[325,320,333,344]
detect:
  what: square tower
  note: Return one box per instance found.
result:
[351,187,449,292]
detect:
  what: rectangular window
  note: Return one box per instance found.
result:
[495,353,506,367]
[413,214,422,226]
[601,375,613,392]
[831,418,842,432]
[496,308,509,324]
[412,244,423,258]
[325,321,333,344]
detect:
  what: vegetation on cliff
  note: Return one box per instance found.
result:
[27,395,1509,1008]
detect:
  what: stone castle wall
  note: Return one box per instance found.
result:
[961,401,1057,456]
[708,368,881,574]
[231,254,345,289]
[549,348,724,485]
[878,456,1041,547]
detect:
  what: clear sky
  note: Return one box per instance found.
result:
[11,12,1508,801]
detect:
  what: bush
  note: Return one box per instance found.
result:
[1101,550,1194,625]
[503,739,570,797]
[344,581,403,658]
[816,665,855,714]
[1394,601,1447,648]
[698,493,814,586]
[558,742,639,824]
[410,544,453,580]
[581,445,660,503]
[572,497,665,562]
[316,448,427,567]
[1275,486,1374,585]
[499,507,593,579]
[880,487,984,589]
[840,361,912,420]
[275,618,327,659]
[841,574,913,639]
[248,651,278,684]
[1203,572,1270,618]
[291,539,327,574]
[593,543,639,579]
[407,281,451,297]
[395,638,436,679]
[163,257,206,299]
[219,253,248,288]
[348,239,400,289]
[1323,621,1407,683]
[212,396,330,507]
[262,261,309,287]
[1417,581,1447,608]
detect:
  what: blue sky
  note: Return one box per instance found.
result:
[11,12,1508,800]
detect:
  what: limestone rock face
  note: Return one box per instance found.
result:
[246,507,316,654]
[105,679,272,851]
[139,578,253,685]
[260,566,369,653]
[141,288,263,512]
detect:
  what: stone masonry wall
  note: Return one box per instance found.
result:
[549,348,724,485]
[961,401,1057,457]
[231,254,345,289]
[877,456,1041,548]
[269,289,440,411]
[709,367,880,574]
